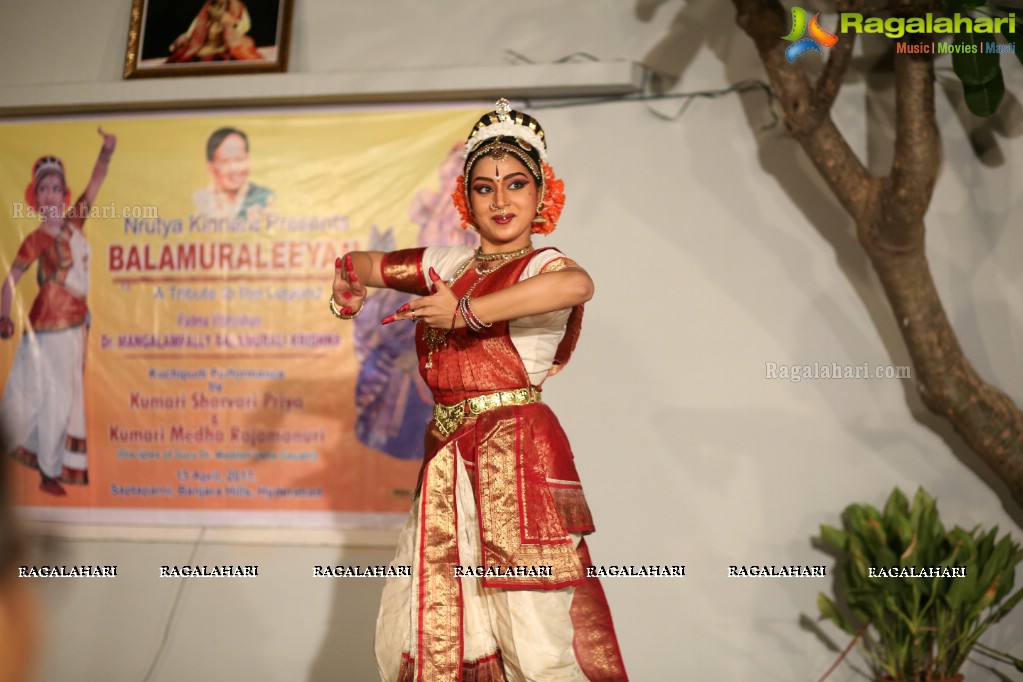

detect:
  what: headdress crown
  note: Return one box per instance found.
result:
[33,155,64,178]
[464,98,548,162]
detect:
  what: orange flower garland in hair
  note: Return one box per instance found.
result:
[450,162,566,234]
[452,175,473,229]
[533,163,565,235]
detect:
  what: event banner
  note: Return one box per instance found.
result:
[0,106,481,525]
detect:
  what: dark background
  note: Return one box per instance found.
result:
[139,0,283,60]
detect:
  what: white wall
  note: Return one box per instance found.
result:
[3,1,1023,680]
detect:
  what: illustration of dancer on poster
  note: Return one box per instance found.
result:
[0,128,116,496]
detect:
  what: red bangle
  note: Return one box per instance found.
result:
[459,296,491,332]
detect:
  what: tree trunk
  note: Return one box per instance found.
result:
[731,0,1023,508]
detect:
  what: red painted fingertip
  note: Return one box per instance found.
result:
[335,256,342,269]
[341,307,354,316]
[381,314,397,325]
[397,303,410,313]
[429,267,440,281]
[341,292,352,300]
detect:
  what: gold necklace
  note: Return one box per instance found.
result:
[474,244,533,262]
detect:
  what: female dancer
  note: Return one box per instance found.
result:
[0,128,116,496]
[332,100,626,681]
[167,0,263,63]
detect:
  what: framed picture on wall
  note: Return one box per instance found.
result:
[123,0,294,78]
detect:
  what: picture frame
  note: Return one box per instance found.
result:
[123,0,294,79]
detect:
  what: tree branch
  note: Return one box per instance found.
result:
[867,250,1023,506]
[732,0,875,221]
[882,49,940,247]
[811,11,855,113]
[729,0,1023,509]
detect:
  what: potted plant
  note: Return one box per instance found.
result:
[815,486,1023,681]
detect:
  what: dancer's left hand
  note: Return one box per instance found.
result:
[382,268,460,328]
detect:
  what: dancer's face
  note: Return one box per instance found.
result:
[468,155,537,253]
[34,174,65,220]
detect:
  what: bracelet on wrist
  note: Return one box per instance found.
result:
[459,296,491,333]
[329,296,363,320]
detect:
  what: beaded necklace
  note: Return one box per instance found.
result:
[473,244,533,263]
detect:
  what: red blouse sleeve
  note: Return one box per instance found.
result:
[380,248,429,295]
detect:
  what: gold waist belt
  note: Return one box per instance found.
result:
[433,387,542,437]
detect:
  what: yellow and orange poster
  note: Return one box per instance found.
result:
[0,105,480,525]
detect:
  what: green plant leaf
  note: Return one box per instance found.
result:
[947,562,978,610]
[912,488,947,566]
[992,586,1023,622]
[953,32,1002,85]
[861,504,887,549]
[884,488,910,521]
[848,537,873,579]
[897,526,917,560]
[818,592,852,633]
[963,70,1006,117]
[977,526,999,561]
[820,523,847,551]
[994,538,1022,601]
[816,487,1023,678]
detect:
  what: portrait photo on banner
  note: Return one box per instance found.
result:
[123,0,294,78]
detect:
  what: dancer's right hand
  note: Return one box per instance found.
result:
[332,253,367,316]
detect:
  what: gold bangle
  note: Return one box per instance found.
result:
[329,296,363,320]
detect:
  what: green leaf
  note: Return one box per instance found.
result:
[994,538,1022,601]
[992,586,1023,622]
[977,526,999,560]
[820,524,847,551]
[911,488,946,562]
[963,69,1006,116]
[884,488,910,522]
[953,32,1002,85]
[818,592,852,633]
[946,554,978,608]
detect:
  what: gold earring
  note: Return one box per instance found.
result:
[532,201,546,224]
